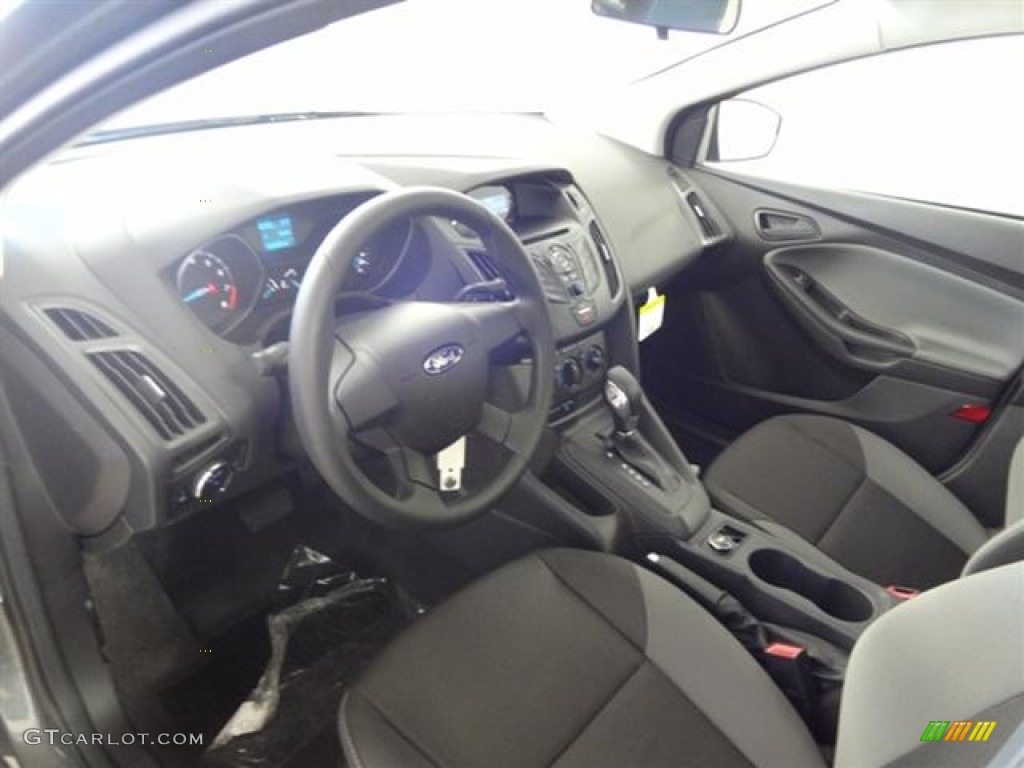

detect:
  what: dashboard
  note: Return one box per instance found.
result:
[168,178,626,348]
[1,113,721,534]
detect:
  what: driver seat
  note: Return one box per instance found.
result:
[339,549,1023,767]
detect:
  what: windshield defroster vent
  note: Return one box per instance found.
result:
[89,350,206,440]
[44,307,118,341]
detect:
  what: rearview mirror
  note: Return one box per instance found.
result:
[591,0,741,35]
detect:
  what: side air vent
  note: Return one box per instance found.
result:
[685,191,721,240]
[467,250,502,282]
[45,307,118,341]
[89,350,206,440]
[589,222,621,298]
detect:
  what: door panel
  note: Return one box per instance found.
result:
[765,243,1024,382]
[641,169,1024,524]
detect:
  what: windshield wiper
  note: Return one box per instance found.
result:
[78,111,371,146]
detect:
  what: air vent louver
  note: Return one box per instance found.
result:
[467,250,502,282]
[45,307,117,341]
[89,350,205,440]
[685,192,720,239]
[588,222,621,298]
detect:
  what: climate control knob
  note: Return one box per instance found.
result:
[557,357,584,389]
[583,344,606,372]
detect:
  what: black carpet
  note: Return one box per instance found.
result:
[85,476,471,767]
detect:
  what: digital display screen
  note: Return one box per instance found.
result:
[257,215,296,252]
[470,186,513,222]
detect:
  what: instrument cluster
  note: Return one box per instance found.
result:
[172,195,414,335]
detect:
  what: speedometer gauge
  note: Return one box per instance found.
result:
[176,250,239,327]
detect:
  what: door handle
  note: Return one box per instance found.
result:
[755,209,820,242]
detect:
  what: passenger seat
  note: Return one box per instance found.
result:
[704,414,1005,589]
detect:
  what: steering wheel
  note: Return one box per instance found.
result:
[289,187,555,529]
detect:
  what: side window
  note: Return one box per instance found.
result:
[704,35,1024,217]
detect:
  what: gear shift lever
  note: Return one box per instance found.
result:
[603,367,676,491]
[605,366,642,435]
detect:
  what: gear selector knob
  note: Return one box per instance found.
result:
[605,366,642,435]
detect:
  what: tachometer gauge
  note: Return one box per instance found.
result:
[177,250,239,327]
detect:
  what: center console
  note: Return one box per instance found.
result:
[645,508,893,651]
[544,364,898,652]
[533,363,906,739]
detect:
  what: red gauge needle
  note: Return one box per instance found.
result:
[207,281,220,295]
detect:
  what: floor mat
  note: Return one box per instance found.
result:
[158,613,272,746]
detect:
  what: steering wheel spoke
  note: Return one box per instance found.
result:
[456,300,527,354]
[330,340,399,431]
[476,401,533,457]
[353,427,441,497]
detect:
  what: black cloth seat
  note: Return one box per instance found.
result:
[705,414,988,589]
[340,549,824,768]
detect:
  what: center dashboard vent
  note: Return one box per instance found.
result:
[44,307,118,341]
[89,350,206,440]
[588,222,621,298]
[684,191,721,240]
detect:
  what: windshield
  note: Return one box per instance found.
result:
[99,0,831,135]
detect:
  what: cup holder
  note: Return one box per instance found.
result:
[749,548,873,623]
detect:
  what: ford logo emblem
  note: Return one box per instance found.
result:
[423,344,464,376]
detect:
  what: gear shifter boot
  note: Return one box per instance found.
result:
[610,429,679,492]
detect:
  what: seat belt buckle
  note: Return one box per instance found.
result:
[885,585,919,600]
[761,642,815,718]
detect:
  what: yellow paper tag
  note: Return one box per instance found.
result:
[638,287,665,342]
